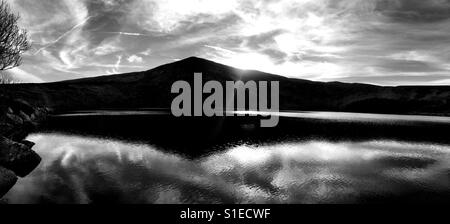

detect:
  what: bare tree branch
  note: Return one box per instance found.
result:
[0,0,30,83]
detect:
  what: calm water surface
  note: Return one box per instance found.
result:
[4,111,450,204]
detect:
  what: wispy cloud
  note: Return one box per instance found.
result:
[4,68,44,83]
[98,31,155,37]
[7,0,450,85]
[34,16,93,55]
[107,55,123,74]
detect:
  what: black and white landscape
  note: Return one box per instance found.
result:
[1,0,450,204]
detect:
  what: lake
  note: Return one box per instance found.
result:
[3,111,450,204]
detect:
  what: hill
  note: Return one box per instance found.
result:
[1,57,450,115]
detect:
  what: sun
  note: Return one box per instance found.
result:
[218,53,277,73]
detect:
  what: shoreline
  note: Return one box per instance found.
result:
[0,97,48,198]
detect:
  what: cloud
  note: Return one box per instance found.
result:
[107,55,122,74]
[128,0,239,33]
[375,0,450,23]
[204,45,236,56]
[140,48,152,56]
[4,68,44,83]
[34,16,92,55]
[6,0,450,85]
[127,55,143,63]
[92,38,123,56]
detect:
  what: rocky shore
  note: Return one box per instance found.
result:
[0,96,48,198]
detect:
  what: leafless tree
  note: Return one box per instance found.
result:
[0,0,30,83]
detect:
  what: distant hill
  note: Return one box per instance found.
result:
[1,57,450,115]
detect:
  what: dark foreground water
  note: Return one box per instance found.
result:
[4,111,450,204]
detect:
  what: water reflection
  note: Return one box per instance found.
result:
[236,111,450,124]
[5,133,450,204]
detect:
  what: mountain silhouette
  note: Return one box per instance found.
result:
[1,57,450,115]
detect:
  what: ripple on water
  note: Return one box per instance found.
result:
[4,134,450,204]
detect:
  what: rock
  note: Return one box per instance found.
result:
[11,99,34,116]
[0,123,13,136]
[20,140,35,148]
[0,166,17,198]
[0,136,41,177]
[8,120,37,141]
[8,129,31,142]
[33,107,49,121]
[19,111,31,123]
[6,112,23,126]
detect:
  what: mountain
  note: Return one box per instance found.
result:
[1,57,450,115]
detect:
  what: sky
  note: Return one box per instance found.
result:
[4,0,450,86]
